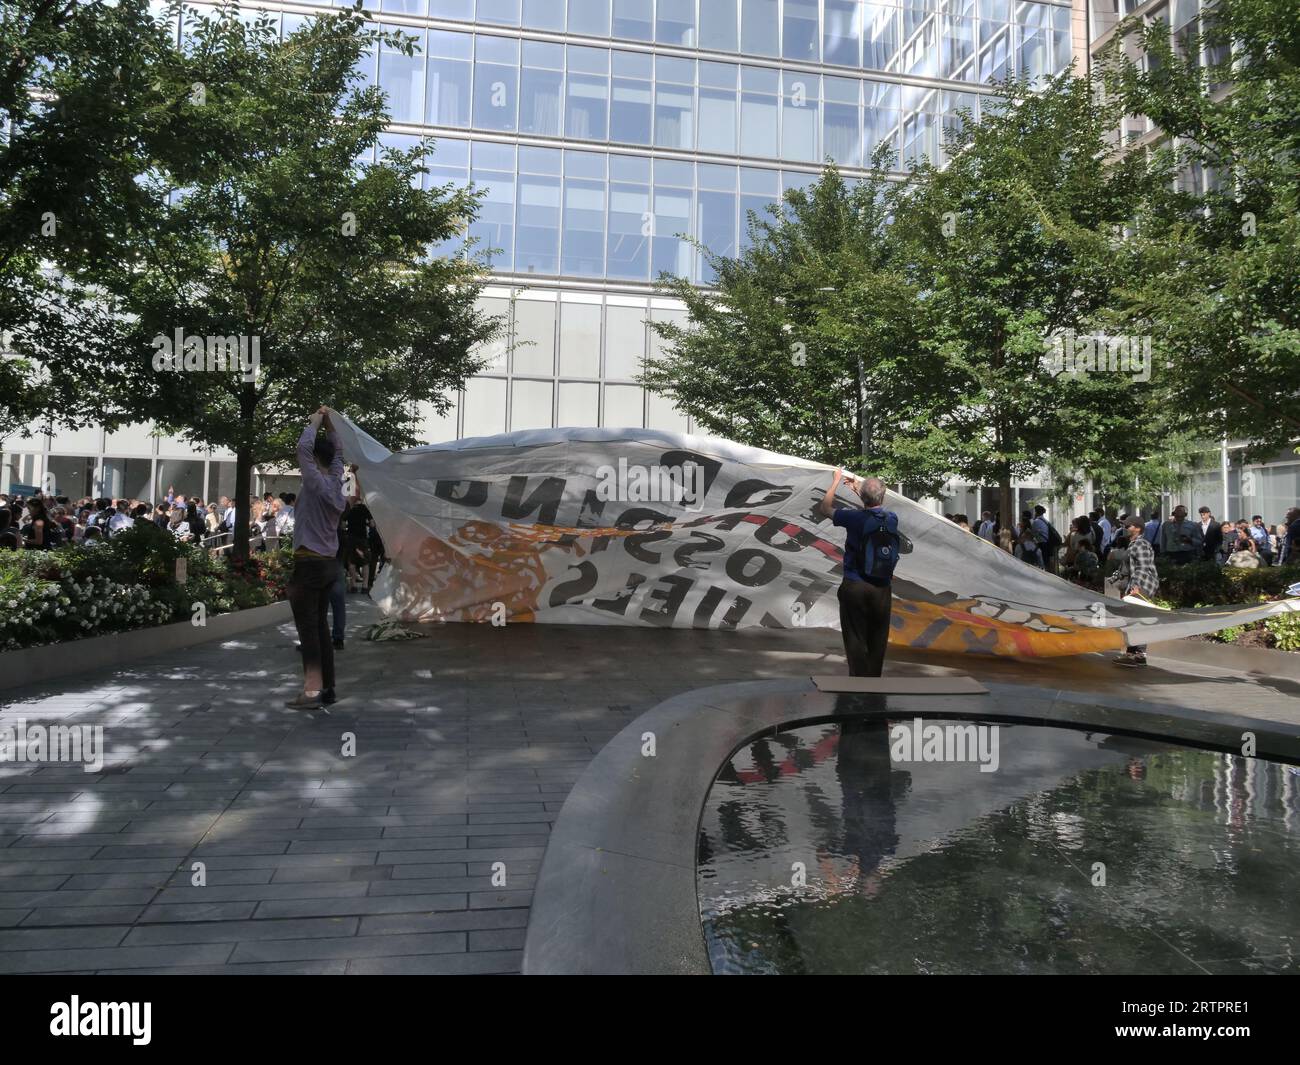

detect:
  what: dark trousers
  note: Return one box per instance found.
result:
[289,557,339,692]
[328,564,346,642]
[838,578,893,678]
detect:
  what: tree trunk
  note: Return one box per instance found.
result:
[231,382,257,562]
[232,445,252,562]
[998,474,1014,537]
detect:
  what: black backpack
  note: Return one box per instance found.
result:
[1045,521,1063,554]
[858,508,901,583]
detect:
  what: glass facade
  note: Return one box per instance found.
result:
[2,0,1080,495]
[348,0,1075,437]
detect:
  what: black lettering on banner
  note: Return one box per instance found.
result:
[591,572,648,616]
[759,611,786,628]
[548,561,599,608]
[753,515,818,553]
[693,585,726,627]
[616,507,674,563]
[575,488,608,527]
[435,479,488,507]
[788,568,836,609]
[639,574,693,627]
[720,594,753,629]
[705,511,756,533]
[502,476,566,525]
[725,547,782,588]
[725,479,794,508]
[658,449,724,498]
[673,530,725,569]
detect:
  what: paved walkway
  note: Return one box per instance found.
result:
[1,600,1297,974]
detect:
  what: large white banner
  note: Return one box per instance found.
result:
[329,415,1298,658]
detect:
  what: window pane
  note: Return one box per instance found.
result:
[475,296,511,371]
[511,380,554,431]
[559,301,602,376]
[520,66,563,135]
[428,57,471,126]
[477,0,520,25]
[157,458,205,502]
[603,384,644,427]
[516,173,561,273]
[783,0,819,60]
[45,455,96,499]
[566,72,609,139]
[469,168,515,270]
[611,75,652,143]
[513,299,556,375]
[384,0,428,16]
[652,185,692,278]
[416,398,458,444]
[697,189,736,283]
[864,3,899,70]
[740,91,778,157]
[522,0,565,29]
[647,390,689,433]
[380,49,424,124]
[654,83,694,148]
[741,0,779,56]
[824,0,862,66]
[558,381,600,426]
[473,63,518,131]
[656,0,695,45]
[823,100,861,166]
[613,0,653,39]
[463,377,508,437]
[102,458,154,500]
[607,181,651,280]
[699,88,737,155]
[605,305,646,379]
[561,178,606,276]
[568,0,611,35]
[699,0,738,50]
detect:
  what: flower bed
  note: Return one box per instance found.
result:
[0,526,291,651]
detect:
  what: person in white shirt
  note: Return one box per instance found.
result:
[977,510,996,542]
[108,501,133,535]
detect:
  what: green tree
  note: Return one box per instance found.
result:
[55,4,500,557]
[645,157,930,481]
[647,75,1179,516]
[893,72,1180,524]
[1098,0,1300,449]
[0,0,173,439]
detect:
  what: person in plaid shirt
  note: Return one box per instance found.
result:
[1112,515,1161,666]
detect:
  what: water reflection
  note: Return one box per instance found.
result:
[697,720,1300,974]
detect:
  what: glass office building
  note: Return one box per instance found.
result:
[2,0,1083,501]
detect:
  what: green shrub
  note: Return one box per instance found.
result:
[1266,613,1300,652]
[1155,560,1300,609]
[0,527,286,650]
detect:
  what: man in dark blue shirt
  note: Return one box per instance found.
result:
[818,468,898,677]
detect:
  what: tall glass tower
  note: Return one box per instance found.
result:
[361,0,1080,442]
[2,0,1083,500]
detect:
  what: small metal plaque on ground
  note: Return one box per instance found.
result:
[812,675,989,695]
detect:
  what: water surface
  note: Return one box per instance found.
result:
[697,720,1300,974]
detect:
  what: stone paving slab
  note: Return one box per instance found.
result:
[1,597,1297,974]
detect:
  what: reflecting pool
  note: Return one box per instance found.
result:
[697,719,1300,974]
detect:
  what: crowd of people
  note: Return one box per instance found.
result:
[0,483,384,571]
[946,502,1300,590]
